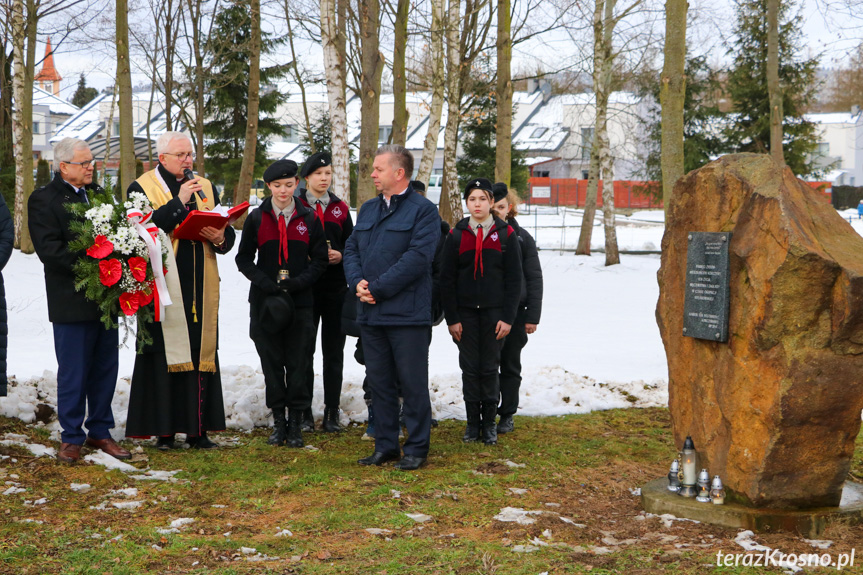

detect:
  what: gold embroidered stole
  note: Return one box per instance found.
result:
[135,168,219,373]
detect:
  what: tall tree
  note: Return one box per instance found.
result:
[11,0,32,252]
[232,0,261,214]
[439,0,462,225]
[321,0,351,203]
[204,3,286,199]
[414,0,445,188]
[70,73,98,108]
[766,0,783,166]
[390,0,409,146]
[0,32,14,211]
[825,43,863,113]
[357,0,383,205]
[724,0,819,177]
[494,0,512,187]
[116,0,135,200]
[283,0,314,154]
[660,0,686,213]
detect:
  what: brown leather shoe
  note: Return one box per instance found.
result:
[57,443,82,464]
[85,437,132,460]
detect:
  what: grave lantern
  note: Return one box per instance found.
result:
[667,459,681,492]
[678,436,698,498]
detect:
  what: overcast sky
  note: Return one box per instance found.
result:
[43,0,862,103]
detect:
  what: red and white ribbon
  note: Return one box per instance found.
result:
[127,207,172,320]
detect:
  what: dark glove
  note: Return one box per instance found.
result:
[263,279,280,295]
[279,278,300,293]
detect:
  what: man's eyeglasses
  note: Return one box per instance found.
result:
[63,159,94,168]
[163,152,196,161]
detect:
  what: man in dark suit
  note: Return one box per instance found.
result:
[28,138,130,464]
[343,144,439,471]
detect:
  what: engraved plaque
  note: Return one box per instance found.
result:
[683,232,731,342]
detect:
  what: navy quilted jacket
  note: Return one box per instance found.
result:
[0,193,13,396]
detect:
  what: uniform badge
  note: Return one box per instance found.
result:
[475,180,480,186]
[297,221,307,235]
[491,232,499,242]
[332,206,342,218]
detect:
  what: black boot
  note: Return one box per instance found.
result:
[463,402,481,443]
[322,406,343,433]
[481,402,498,445]
[188,432,218,449]
[497,414,514,434]
[268,408,287,445]
[155,435,175,451]
[286,410,305,448]
[301,407,315,432]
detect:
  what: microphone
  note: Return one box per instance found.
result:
[183,168,206,200]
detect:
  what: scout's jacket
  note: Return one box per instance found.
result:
[439,215,523,326]
[295,189,354,293]
[343,186,440,326]
[509,217,543,325]
[236,196,328,312]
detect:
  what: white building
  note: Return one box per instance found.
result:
[806,110,863,187]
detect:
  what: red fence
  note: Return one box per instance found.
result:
[527,178,833,208]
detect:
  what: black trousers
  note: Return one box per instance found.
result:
[498,307,528,417]
[360,324,432,458]
[457,307,505,404]
[306,289,347,408]
[253,307,314,411]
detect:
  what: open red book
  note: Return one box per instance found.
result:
[172,201,250,241]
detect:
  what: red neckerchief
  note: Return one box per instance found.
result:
[315,201,324,221]
[474,224,484,279]
[278,213,289,266]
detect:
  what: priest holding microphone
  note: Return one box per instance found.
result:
[125,131,235,451]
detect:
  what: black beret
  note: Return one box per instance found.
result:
[300,151,332,178]
[410,180,425,192]
[492,182,508,202]
[258,292,295,333]
[464,177,493,200]
[263,160,298,183]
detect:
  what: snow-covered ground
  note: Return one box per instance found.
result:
[2,206,674,438]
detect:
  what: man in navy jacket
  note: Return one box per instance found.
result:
[344,144,439,470]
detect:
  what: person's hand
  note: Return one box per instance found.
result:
[200,226,225,247]
[178,177,203,204]
[356,279,376,304]
[448,322,463,342]
[328,249,342,264]
[495,321,511,340]
[525,323,538,334]
[263,280,280,295]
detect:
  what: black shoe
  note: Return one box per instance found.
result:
[394,455,426,470]
[358,451,400,466]
[497,414,514,434]
[481,402,498,446]
[188,433,218,449]
[322,406,343,433]
[287,410,305,448]
[155,435,175,451]
[301,408,315,432]
[268,409,287,446]
[463,401,481,443]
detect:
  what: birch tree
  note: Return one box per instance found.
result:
[284,0,315,153]
[438,0,462,225]
[357,0,383,205]
[117,0,134,198]
[232,0,261,215]
[660,0,687,212]
[321,0,351,203]
[767,0,784,166]
[390,0,409,146]
[415,0,445,188]
[11,0,30,251]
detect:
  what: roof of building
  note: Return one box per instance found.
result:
[32,86,78,116]
[34,38,62,82]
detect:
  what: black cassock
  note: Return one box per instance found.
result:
[125,164,236,438]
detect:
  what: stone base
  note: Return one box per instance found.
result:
[640,478,863,538]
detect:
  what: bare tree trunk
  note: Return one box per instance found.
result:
[597,0,618,265]
[357,0,383,205]
[575,141,600,255]
[233,0,261,218]
[415,0,445,188]
[439,0,462,226]
[767,0,784,167]
[0,48,13,174]
[660,0,687,215]
[391,0,409,146]
[102,85,118,189]
[321,0,351,203]
[11,0,29,251]
[163,0,179,131]
[117,0,135,200]
[186,0,209,174]
[494,0,512,187]
[285,0,315,153]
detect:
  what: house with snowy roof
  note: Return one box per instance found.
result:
[805,109,863,187]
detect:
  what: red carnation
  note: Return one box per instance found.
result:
[137,289,154,307]
[119,292,140,316]
[99,259,123,287]
[128,256,148,282]
[87,235,114,259]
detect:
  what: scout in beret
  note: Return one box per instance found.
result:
[236,159,328,448]
[464,177,494,200]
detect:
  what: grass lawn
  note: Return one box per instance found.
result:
[1,407,862,574]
